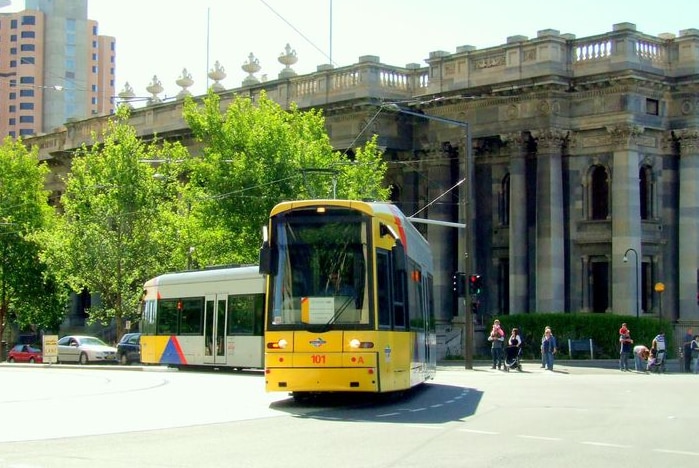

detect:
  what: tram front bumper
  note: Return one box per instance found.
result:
[265,366,379,392]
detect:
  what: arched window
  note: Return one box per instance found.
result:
[590,165,609,220]
[639,165,653,220]
[500,174,510,226]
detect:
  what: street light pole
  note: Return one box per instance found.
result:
[381,104,474,369]
[623,248,639,318]
[655,282,665,326]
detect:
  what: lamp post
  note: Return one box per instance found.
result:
[623,248,640,318]
[382,103,474,369]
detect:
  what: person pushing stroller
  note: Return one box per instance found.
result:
[504,328,523,372]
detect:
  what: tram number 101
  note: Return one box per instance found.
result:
[311,355,326,365]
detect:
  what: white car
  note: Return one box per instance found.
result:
[57,335,118,365]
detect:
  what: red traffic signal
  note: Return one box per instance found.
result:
[469,274,482,295]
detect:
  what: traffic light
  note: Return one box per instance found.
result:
[469,274,483,295]
[452,272,466,297]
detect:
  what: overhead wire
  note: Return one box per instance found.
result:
[256,0,337,67]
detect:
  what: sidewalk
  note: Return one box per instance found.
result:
[438,358,686,373]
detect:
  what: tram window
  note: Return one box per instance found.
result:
[141,300,156,334]
[393,262,406,329]
[228,295,256,335]
[157,300,179,334]
[408,267,425,330]
[179,298,204,334]
[377,251,391,328]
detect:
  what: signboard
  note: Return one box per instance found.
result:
[42,335,58,364]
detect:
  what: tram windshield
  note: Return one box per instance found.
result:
[269,208,370,329]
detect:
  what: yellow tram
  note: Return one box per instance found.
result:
[259,200,436,397]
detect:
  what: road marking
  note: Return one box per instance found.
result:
[652,449,699,457]
[516,435,562,441]
[430,404,443,408]
[376,412,400,417]
[581,441,632,449]
[405,424,442,430]
[458,429,499,435]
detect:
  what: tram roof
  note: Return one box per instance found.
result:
[144,264,261,288]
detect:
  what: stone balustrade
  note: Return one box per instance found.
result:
[24,22,699,161]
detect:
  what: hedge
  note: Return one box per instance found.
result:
[491,314,674,360]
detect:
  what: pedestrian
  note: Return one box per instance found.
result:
[487,319,505,369]
[647,331,667,372]
[619,325,633,371]
[691,335,699,374]
[540,326,551,368]
[541,327,557,371]
[682,328,693,373]
[508,328,522,347]
[633,344,650,372]
[619,322,629,336]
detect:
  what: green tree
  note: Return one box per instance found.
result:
[182,91,389,265]
[0,137,63,341]
[42,106,193,340]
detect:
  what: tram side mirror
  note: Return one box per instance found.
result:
[259,225,276,275]
[259,241,275,275]
[392,241,406,273]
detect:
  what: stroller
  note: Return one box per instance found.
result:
[504,345,523,372]
[647,348,666,373]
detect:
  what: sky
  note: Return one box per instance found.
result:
[2,0,698,101]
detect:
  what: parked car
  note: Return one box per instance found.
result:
[7,344,43,363]
[56,335,117,365]
[116,332,141,365]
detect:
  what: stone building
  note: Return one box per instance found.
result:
[25,23,699,352]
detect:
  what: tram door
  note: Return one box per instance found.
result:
[204,294,227,365]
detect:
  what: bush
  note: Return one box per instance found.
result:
[493,314,673,360]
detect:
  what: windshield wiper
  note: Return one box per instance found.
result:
[312,296,354,333]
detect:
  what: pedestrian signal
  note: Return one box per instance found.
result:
[452,272,466,297]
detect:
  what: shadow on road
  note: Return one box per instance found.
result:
[269,382,482,424]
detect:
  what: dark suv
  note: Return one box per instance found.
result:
[116,333,141,365]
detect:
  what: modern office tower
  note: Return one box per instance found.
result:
[0,0,115,137]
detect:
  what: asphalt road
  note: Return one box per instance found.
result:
[0,362,697,467]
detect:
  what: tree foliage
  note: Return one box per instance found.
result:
[182,90,390,265]
[41,107,193,340]
[0,137,63,339]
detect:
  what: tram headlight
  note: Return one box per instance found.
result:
[349,338,374,349]
[267,338,289,349]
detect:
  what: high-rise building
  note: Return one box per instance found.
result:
[0,0,114,137]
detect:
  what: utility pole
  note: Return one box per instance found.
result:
[382,104,474,369]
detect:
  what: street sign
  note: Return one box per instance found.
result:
[42,335,58,364]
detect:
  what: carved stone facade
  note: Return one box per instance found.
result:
[24,22,699,353]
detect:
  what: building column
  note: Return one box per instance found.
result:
[677,128,699,321]
[608,124,643,317]
[533,129,567,312]
[502,132,528,314]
